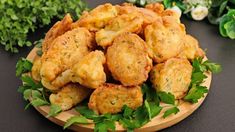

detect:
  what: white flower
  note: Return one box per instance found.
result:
[191,5,208,21]
[170,6,182,18]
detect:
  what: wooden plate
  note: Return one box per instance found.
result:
[27,47,212,132]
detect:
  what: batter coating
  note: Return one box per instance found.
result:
[106,33,152,86]
[40,27,94,91]
[88,83,143,114]
[150,58,193,99]
[72,3,118,31]
[50,83,92,111]
[95,13,144,48]
[145,16,186,63]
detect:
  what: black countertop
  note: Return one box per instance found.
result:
[0,0,234,132]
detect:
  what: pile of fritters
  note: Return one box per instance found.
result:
[31,3,204,114]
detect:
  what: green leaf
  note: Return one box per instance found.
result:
[123,105,134,119]
[163,106,179,118]
[224,20,235,39]
[23,89,32,100]
[163,0,173,8]
[148,102,162,118]
[184,85,208,103]
[144,100,151,120]
[141,84,160,105]
[75,106,98,119]
[191,72,207,85]
[203,60,222,73]
[94,120,115,132]
[16,58,32,76]
[63,115,89,129]
[47,104,62,117]
[158,92,175,105]
[31,97,49,107]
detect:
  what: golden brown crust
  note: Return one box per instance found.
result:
[106,33,152,86]
[150,58,193,99]
[178,35,205,60]
[88,83,143,114]
[40,28,94,91]
[50,83,92,111]
[71,3,118,31]
[31,57,42,82]
[145,16,185,63]
[42,14,73,53]
[95,13,144,48]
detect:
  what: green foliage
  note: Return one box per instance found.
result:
[184,57,221,103]
[0,0,87,53]
[63,115,89,129]
[163,106,179,118]
[47,104,62,117]
[16,58,32,77]
[219,9,235,39]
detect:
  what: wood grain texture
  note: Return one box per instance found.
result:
[27,47,212,132]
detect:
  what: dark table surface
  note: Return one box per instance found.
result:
[0,0,235,132]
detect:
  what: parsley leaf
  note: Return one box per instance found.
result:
[203,60,222,73]
[47,104,62,117]
[184,85,208,103]
[158,92,175,105]
[16,58,32,76]
[63,115,89,129]
[75,105,98,119]
[163,106,180,118]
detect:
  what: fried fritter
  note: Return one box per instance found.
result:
[178,35,205,60]
[145,3,164,15]
[145,16,186,63]
[40,27,94,91]
[51,51,106,89]
[150,58,193,99]
[71,3,118,31]
[88,83,143,114]
[49,83,92,111]
[116,3,162,27]
[42,14,73,53]
[95,13,144,48]
[31,57,42,82]
[106,33,152,86]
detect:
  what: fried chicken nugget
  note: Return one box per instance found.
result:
[71,3,118,31]
[42,14,73,53]
[145,16,186,63]
[150,58,193,99]
[40,27,94,91]
[88,83,143,114]
[106,33,152,86]
[31,57,42,82]
[178,35,205,60]
[51,50,106,89]
[50,83,92,111]
[95,13,144,48]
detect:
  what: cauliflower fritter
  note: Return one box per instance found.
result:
[51,51,106,89]
[49,83,92,111]
[72,3,118,31]
[42,14,73,53]
[178,35,205,60]
[106,33,152,86]
[95,13,144,48]
[145,16,186,63]
[116,3,162,27]
[40,27,94,91]
[70,50,106,89]
[88,83,143,114]
[145,3,164,15]
[150,58,193,99]
[31,57,42,82]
